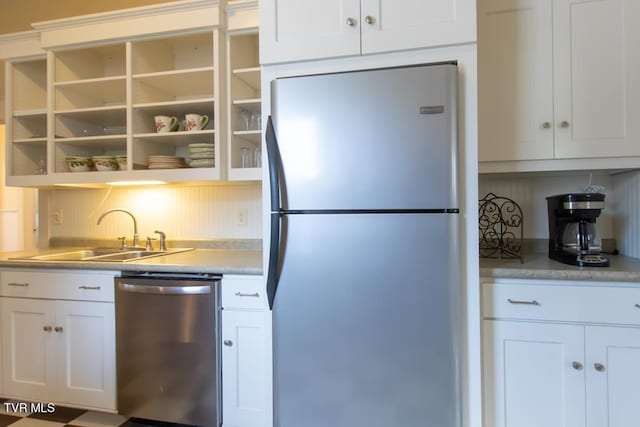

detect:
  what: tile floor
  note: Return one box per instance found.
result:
[0,399,184,427]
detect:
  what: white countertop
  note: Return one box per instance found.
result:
[480,252,640,283]
[0,248,263,275]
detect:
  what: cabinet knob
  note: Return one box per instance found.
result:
[542,122,551,129]
[634,303,640,309]
[43,326,52,332]
[364,15,376,25]
[54,326,64,333]
[224,340,233,347]
[346,17,357,27]
[571,361,583,371]
[594,363,606,372]
[560,121,570,128]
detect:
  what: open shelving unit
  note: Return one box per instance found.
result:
[226,29,261,181]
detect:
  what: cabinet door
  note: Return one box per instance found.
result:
[360,0,476,54]
[1,297,56,400]
[260,0,361,64]
[54,300,116,410]
[483,320,586,427]
[222,310,269,427]
[586,326,640,427]
[478,0,554,162]
[553,0,640,158]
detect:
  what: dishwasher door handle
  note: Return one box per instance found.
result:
[117,282,212,295]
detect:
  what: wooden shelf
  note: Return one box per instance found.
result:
[233,67,260,89]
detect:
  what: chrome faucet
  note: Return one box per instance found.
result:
[96,209,140,248]
[154,230,167,251]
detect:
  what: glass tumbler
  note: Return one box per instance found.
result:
[239,110,251,131]
[253,147,262,168]
[241,147,252,168]
[250,111,262,130]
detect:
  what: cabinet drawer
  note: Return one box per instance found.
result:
[483,282,640,326]
[221,275,266,310]
[1,270,115,302]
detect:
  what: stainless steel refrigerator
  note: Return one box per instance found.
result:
[266,63,461,427]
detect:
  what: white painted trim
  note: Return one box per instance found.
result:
[33,1,221,49]
[0,31,44,60]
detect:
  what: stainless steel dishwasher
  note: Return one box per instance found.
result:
[115,272,221,427]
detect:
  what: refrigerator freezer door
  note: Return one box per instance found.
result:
[270,64,458,211]
[272,213,461,427]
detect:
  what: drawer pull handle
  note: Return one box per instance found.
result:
[235,292,259,298]
[8,282,29,287]
[54,326,63,333]
[508,298,540,306]
[594,363,606,372]
[571,361,583,371]
[43,326,52,332]
[79,285,101,290]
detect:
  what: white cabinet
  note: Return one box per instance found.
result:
[482,279,640,427]
[0,269,116,411]
[226,1,262,181]
[260,0,476,64]
[221,275,271,427]
[483,320,586,427]
[1,1,225,187]
[586,326,640,427]
[478,0,640,171]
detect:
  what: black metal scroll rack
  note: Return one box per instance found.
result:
[479,193,524,263]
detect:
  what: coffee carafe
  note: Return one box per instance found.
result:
[546,193,609,267]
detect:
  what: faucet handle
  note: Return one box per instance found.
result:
[145,237,157,251]
[154,230,167,251]
[117,236,127,249]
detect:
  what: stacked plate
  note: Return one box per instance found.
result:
[147,155,186,169]
[188,143,215,168]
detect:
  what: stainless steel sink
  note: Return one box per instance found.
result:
[11,247,193,263]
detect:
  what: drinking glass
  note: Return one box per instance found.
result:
[253,147,262,168]
[239,111,250,131]
[240,147,252,168]
[250,111,262,130]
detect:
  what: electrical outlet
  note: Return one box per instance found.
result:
[236,208,248,226]
[51,209,63,225]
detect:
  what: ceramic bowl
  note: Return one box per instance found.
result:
[66,156,93,172]
[115,155,127,170]
[92,156,118,171]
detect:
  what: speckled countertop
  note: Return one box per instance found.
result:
[480,252,640,283]
[0,240,263,275]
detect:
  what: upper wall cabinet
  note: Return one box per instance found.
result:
[259,0,477,64]
[478,0,640,173]
[225,0,262,181]
[1,0,226,187]
[0,32,47,187]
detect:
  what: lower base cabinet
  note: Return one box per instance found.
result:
[221,275,272,427]
[482,279,640,427]
[0,269,116,411]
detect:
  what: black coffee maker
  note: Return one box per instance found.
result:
[546,193,609,267]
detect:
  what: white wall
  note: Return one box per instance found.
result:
[0,124,37,251]
[479,172,615,239]
[43,183,262,242]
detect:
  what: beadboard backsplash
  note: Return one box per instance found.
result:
[42,183,262,242]
[612,170,640,258]
[479,173,615,240]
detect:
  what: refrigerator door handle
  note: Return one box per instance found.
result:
[265,116,281,212]
[267,212,281,309]
[266,116,282,309]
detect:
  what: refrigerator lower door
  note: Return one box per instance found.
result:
[273,213,461,427]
